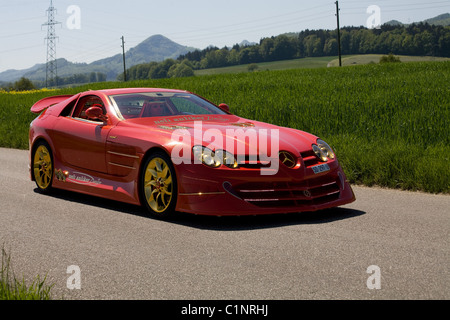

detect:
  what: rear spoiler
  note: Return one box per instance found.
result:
[31,95,74,114]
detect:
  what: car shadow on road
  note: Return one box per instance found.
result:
[173,207,366,231]
[35,188,365,231]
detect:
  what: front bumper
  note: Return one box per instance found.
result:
[174,159,356,216]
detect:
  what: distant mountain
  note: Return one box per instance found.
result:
[89,34,196,79]
[0,63,45,83]
[384,20,404,26]
[424,13,450,26]
[20,58,108,82]
[385,13,450,27]
[239,40,258,47]
[0,34,196,83]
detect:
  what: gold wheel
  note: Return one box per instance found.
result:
[33,143,53,191]
[143,153,176,216]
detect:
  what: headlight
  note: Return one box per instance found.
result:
[215,149,239,168]
[192,146,238,169]
[312,139,335,162]
[193,146,220,167]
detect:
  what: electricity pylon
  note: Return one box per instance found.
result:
[42,0,61,87]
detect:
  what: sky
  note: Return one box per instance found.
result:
[0,0,449,73]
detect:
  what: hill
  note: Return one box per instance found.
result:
[385,13,450,26]
[425,13,450,26]
[89,34,196,79]
[0,35,195,83]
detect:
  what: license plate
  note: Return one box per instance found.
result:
[312,163,330,174]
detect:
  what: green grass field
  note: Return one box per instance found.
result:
[194,54,450,75]
[1,60,449,193]
[327,54,450,67]
[194,56,337,75]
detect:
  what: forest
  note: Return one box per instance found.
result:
[182,23,450,67]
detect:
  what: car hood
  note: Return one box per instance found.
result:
[121,114,318,155]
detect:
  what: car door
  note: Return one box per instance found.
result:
[50,94,112,173]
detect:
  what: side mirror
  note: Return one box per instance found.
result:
[86,105,108,122]
[218,103,230,113]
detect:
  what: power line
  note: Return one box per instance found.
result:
[0,30,42,40]
[0,44,43,54]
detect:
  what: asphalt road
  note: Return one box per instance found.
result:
[0,147,448,301]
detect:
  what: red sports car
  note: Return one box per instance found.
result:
[29,88,355,218]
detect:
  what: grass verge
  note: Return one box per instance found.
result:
[1,247,54,300]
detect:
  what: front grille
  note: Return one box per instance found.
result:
[234,154,275,170]
[238,160,272,170]
[234,175,340,208]
[301,149,321,167]
[234,151,298,170]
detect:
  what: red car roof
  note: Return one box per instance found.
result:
[97,88,190,95]
[30,88,191,114]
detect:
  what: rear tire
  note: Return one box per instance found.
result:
[141,151,177,219]
[32,141,54,193]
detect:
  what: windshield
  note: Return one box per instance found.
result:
[108,92,227,119]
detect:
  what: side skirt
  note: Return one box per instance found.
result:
[51,158,141,206]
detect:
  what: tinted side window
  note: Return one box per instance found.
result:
[60,99,77,117]
[73,95,105,120]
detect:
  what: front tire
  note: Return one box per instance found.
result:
[141,151,177,219]
[32,141,53,193]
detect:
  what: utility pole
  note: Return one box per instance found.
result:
[335,1,342,67]
[121,36,127,81]
[42,0,61,87]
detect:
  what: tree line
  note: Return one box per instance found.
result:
[37,72,107,88]
[117,59,194,81]
[182,23,449,69]
[1,72,107,91]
